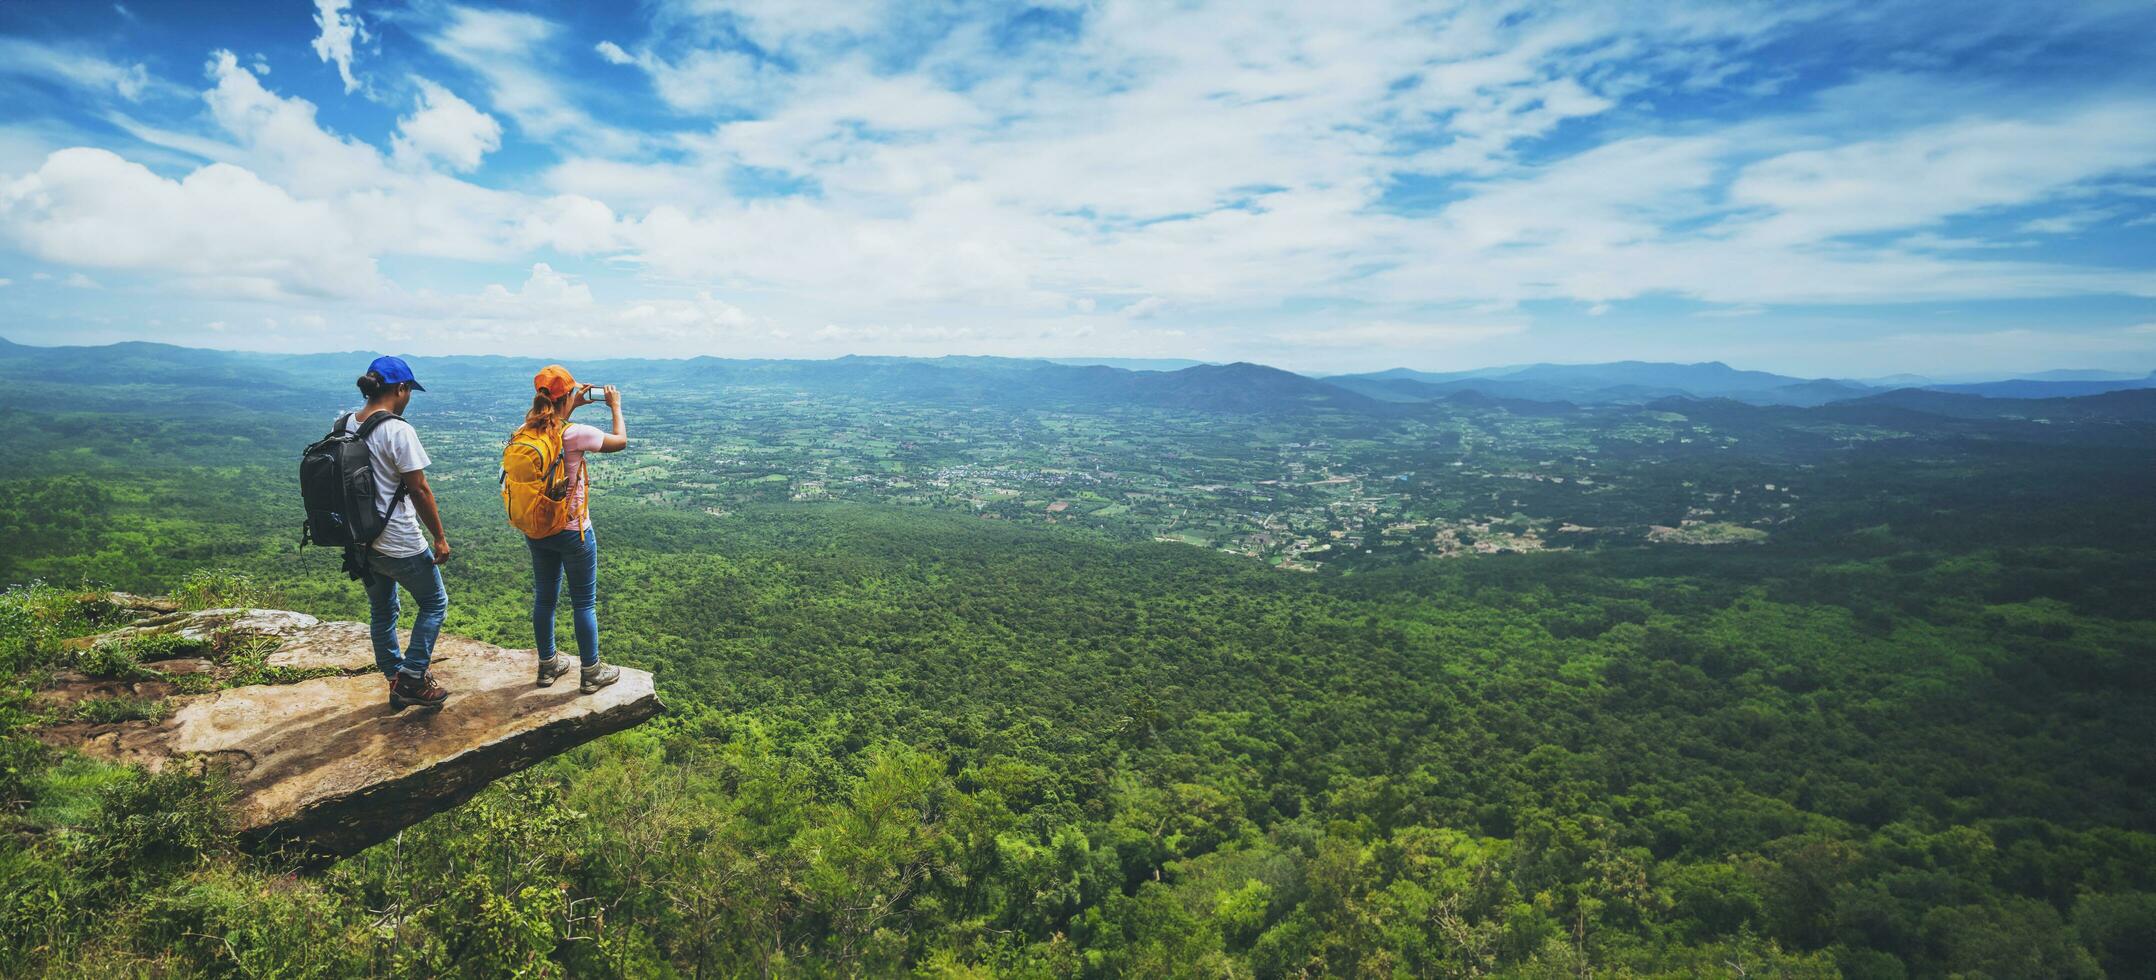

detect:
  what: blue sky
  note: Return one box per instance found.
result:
[1,0,2154,377]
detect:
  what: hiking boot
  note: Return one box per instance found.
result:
[390,671,449,710]
[537,655,572,687]
[579,662,620,694]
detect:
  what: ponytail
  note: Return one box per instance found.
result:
[356,370,399,400]
[522,391,570,433]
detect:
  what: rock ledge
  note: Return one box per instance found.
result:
[46,603,664,863]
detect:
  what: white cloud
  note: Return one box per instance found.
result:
[0,37,164,100]
[479,262,592,306]
[2018,207,2124,235]
[391,79,502,172]
[204,50,381,195]
[1,147,380,298]
[1693,305,1767,318]
[0,61,610,304]
[636,47,770,114]
[517,194,621,253]
[368,268,768,350]
[421,6,636,151]
[1121,297,1167,319]
[553,1,1838,323]
[1896,232,2022,251]
[1867,326,2156,356]
[62,272,100,288]
[595,41,634,65]
[310,0,366,94]
[1730,104,2156,245]
[192,49,539,264]
[1269,321,1527,349]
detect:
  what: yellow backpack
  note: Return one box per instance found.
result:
[500,423,581,539]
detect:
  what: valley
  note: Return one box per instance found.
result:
[1,340,2153,976]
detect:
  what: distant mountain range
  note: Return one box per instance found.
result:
[1919,377,2156,399]
[1327,360,2156,407]
[1325,361,1878,407]
[1043,357,1210,371]
[2,337,2151,421]
[1836,386,2156,421]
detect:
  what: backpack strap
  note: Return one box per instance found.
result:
[354,411,404,438]
[333,412,353,437]
[368,482,413,546]
[573,438,591,525]
[351,411,411,545]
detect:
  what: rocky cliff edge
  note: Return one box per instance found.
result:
[38,594,664,863]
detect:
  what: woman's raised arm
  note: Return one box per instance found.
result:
[598,385,627,453]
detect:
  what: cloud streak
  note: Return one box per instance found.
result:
[309,0,364,93]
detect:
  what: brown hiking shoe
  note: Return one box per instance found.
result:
[537,655,572,687]
[579,662,620,694]
[390,671,449,710]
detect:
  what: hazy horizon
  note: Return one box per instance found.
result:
[3,1,2155,376]
[14,330,2156,386]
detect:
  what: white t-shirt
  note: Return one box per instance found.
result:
[340,410,433,558]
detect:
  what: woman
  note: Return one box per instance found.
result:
[524,364,628,693]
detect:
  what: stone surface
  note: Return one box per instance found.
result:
[48,607,664,863]
[262,619,377,671]
[69,607,324,654]
[104,591,182,615]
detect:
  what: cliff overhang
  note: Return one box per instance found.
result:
[39,596,664,864]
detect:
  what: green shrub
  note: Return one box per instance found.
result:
[140,865,373,978]
[171,569,272,612]
[0,732,47,810]
[75,766,234,886]
[73,642,157,681]
[21,753,133,830]
[69,631,209,680]
[72,697,170,726]
[121,631,212,662]
[207,627,278,666]
[0,582,103,675]
[168,673,221,695]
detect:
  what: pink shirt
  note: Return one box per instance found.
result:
[562,423,604,531]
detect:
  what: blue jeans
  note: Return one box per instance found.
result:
[528,526,600,667]
[362,550,447,679]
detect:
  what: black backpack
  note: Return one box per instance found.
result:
[299,412,410,549]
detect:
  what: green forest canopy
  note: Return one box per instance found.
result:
[1,348,2153,977]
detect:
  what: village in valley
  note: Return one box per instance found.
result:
[457,379,1834,571]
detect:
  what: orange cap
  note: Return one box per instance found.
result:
[534,364,577,399]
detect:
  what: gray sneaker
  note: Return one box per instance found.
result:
[538,655,572,687]
[580,661,621,694]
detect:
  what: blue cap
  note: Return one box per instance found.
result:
[367,355,425,392]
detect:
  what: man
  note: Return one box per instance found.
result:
[347,355,453,709]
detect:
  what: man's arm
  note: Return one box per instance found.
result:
[405,469,451,564]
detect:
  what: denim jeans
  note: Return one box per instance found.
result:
[528,526,600,667]
[362,550,448,679]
